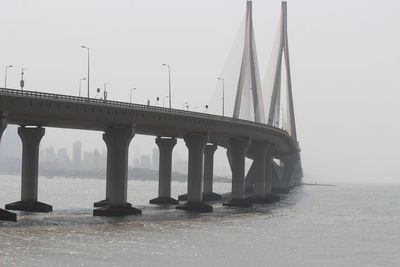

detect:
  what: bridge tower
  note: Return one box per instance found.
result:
[268,2,297,141]
[233,1,266,124]
[268,2,303,189]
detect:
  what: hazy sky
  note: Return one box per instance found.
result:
[1,0,399,183]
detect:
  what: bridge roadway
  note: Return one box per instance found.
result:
[0,88,300,221]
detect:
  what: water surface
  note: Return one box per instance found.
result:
[1,175,399,266]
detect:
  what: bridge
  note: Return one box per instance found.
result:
[0,1,302,221]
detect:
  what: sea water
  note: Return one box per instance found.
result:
[1,175,399,266]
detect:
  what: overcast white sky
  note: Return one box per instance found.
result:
[1,0,399,184]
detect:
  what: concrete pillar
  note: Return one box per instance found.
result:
[265,145,275,197]
[176,133,212,213]
[0,117,7,140]
[248,141,273,204]
[244,162,256,193]
[282,154,298,189]
[150,137,178,205]
[93,127,141,216]
[6,126,52,212]
[223,137,252,207]
[202,144,221,201]
[0,118,16,222]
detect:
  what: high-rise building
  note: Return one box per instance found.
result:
[72,141,82,170]
[82,152,93,170]
[57,148,71,169]
[45,147,57,162]
[140,155,151,169]
[93,149,100,170]
[133,144,141,167]
[173,159,188,174]
[152,147,159,171]
[0,125,21,158]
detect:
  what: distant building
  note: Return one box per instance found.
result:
[72,141,82,170]
[83,152,94,171]
[0,125,21,158]
[133,144,141,167]
[173,160,188,174]
[140,155,151,169]
[93,149,100,170]
[45,147,57,162]
[57,148,71,169]
[152,147,159,171]
[134,158,140,168]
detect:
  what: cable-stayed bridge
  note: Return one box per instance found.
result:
[0,1,302,221]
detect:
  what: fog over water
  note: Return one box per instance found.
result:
[1,0,399,184]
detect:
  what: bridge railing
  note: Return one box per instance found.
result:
[0,87,289,135]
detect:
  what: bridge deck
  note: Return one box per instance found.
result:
[0,88,297,157]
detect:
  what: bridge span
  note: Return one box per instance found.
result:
[0,1,302,221]
[0,87,300,221]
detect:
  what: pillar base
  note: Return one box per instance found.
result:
[175,202,213,213]
[93,204,142,217]
[94,199,133,208]
[93,199,109,207]
[5,201,52,212]
[271,187,290,194]
[149,197,179,205]
[178,194,187,201]
[223,199,252,208]
[0,208,17,222]
[202,192,222,201]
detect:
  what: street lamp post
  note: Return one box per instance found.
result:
[162,64,172,109]
[79,77,86,97]
[104,82,110,100]
[4,65,13,89]
[218,77,225,116]
[20,68,27,90]
[129,88,136,104]
[81,45,90,98]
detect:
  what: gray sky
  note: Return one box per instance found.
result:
[1,0,399,184]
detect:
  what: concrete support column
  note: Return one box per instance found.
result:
[6,126,52,212]
[223,137,251,207]
[202,144,221,201]
[244,162,256,193]
[282,154,298,189]
[265,145,275,197]
[272,155,298,194]
[0,118,16,222]
[248,141,273,204]
[176,133,212,213]
[0,117,7,139]
[93,127,141,216]
[150,137,178,205]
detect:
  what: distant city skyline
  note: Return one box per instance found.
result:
[0,125,198,175]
